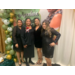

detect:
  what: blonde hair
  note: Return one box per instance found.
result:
[42,20,52,38]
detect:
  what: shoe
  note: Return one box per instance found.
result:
[21,60,26,63]
[52,64,60,66]
[29,61,35,64]
[43,63,47,66]
[26,62,29,66]
[19,63,22,66]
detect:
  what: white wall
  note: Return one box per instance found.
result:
[39,9,49,23]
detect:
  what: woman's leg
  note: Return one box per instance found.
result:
[36,48,42,64]
[25,57,27,63]
[16,51,21,65]
[45,57,52,66]
[29,57,34,64]
[25,57,29,66]
[21,51,25,62]
[39,48,42,63]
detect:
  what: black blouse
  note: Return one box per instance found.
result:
[34,25,42,42]
[12,26,22,44]
[42,28,61,44]
[21,26,34,46]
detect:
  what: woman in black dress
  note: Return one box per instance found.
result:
[12,19,25,66]
[21,18,34,66]
[41,20,61,66]
[34,18,42,64]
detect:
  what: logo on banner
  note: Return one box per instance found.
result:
[15,9,41,25]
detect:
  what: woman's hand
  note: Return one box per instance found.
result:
[15,44,19,48]
[24,45,27,48]
[53,35,56,41]
[50,42,55,47]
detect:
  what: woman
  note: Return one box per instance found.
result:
[21,18,34,66]
[41,20,61,66]
[34,18,42,64]
[12,19,25,66]
[43,9,62,66]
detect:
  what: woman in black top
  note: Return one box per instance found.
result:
[12,19,25,66]
[41,20,61,66]
[34,18,42,64]
[21,18,34,66]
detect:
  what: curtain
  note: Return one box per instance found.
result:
[52,9,75,66]
[0,18,5,53]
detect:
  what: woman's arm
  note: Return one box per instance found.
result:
[21,27,27,46]
[12,26,17,44]
[51,28,61,43]
[50,13,62,44]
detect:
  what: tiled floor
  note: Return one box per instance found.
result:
[0,53,61,66]
[15,62,43,66]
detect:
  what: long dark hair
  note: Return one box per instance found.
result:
[34,18,41,26]
[41,20,52,38]
[17,19,23,23]
[25,18,31,25]
[17,19,23,26]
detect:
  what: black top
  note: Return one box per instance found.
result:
[12,26,23,51]
[34,25,42,48]
[21,25,34,46]
[21,25,34,57]
[42,28,61,45]
[34,25,42,41]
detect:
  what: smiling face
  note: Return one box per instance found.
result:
[47,9,57,13]
[17,20,22,27]
[42,22,47,30]
[34,19,40,26]
[26,19,31,26]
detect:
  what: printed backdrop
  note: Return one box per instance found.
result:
[15,9,41,25]
[14,9,62,31]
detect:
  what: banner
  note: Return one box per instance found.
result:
[15,9,41,25]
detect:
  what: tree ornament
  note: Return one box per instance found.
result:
[9,50,15,55]
[13,58,17,62]
[5,30,9,34]
[6,45,11,50]
[10,13,14,18]
[7,27,12,32]
[2,24,7,30]
[6,55,12,60]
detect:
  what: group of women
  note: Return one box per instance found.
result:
[12,9,62,66]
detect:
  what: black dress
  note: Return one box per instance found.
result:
[41,28,61,58]
[34,25,42,48]
[12,26,24,52]
[21,26,34,58]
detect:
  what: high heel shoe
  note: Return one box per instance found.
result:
[21,60,26,63]
[18,63,22,66]
[36,58,42,64]
[26,62,29,66]
[29,60,35,64]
